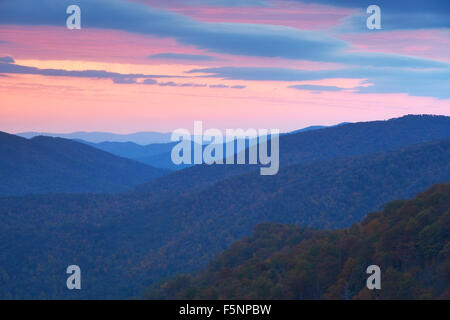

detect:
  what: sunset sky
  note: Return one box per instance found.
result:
[0,0,449,133]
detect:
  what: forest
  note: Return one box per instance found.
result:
[0,115,449,299]
[145,183,450,300]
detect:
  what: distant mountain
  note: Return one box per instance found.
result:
[82,139,257,171]
[290,125,327,133]
[145,183,450,300]
[17,131,172,145]
[0,132,169,196]
[0,138,448,299]
[133,114,450,195]
[288,122,350,134]
[78,140,178,159]
[16,122,336,146]
[1,115,450,299]
[136,151,194,171]
[15,123,335,145]
[77,140,184,170]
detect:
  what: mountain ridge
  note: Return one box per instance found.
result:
[0,132,170,196]
[0,137,448,299]
[131,114,450,196]
[145,182,450,300]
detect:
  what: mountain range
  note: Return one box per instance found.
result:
[0,115,449,299]
[15,123,342,145]
[17,131,173,145]
[0,132,169,196]
[145,183,450,300]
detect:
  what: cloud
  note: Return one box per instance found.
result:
[295,0,449,14]
[171,0,270,7]
[180,83,207,87]
[0,1,447,68]
[209,84,229,88]
[159,81,178,86]
[188,66,450,98]
[0,59,180,82]
[289,84,343,92]
[0,60,248,89]
[296,0,450,30]
[0,0,375,64]
[0,56,14,63]
[150,52,218,61]
[112,77,137,84]
[142,78,158,85]
[0,0,343,62]
[334,52,449,69]
[209,84,246,89]
[141,79,244,88]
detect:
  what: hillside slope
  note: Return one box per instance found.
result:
[0,132,169,195]
[0,138,448,299]
[132,115,450,195]
[145,183,450,300]
[134,139,450,282]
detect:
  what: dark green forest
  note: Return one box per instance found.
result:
[145,183,450,300]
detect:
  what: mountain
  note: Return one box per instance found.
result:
[133,114,450,195]
[1,115,450,299]
[145,183,450,300]
[0,132,169,196]
[17,131,172,145]
[125,138,449,285]
[81,139,258,171]
[0,137,448,299]
[78,140,186,170]
[15,122,337,145]
[79,140,194,170]
[287,122,350,134]
[77,140,178,159]
[135,151,193,170]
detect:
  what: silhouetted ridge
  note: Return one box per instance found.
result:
[0,132,169,196]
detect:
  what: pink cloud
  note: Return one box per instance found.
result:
[340,30,450,62]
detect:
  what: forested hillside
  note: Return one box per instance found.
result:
[0,132,169,196]
[145,183,450,300]
[0,138,448,299]
[133,115,450,195]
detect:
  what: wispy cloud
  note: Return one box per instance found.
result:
[0,0,344,61]
[289,84,343,92]
[140,79,245,89]
[167,0,270,7]
[298,0,450,30]
[0,0,446,68]
[0,59,181,82]
[189,66,450,98]
[150,52,218,61]
[0,56,14,63]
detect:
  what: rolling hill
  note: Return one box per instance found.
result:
[132,114,450,195]
[145,183,450,300]
[0,132,169,196]
[17,131,172,145]
[1,115,449,299]
[0,137,448,299]
[77,140,178,160]
[81,139,258,171]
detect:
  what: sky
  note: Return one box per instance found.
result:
[0,0,449,133]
